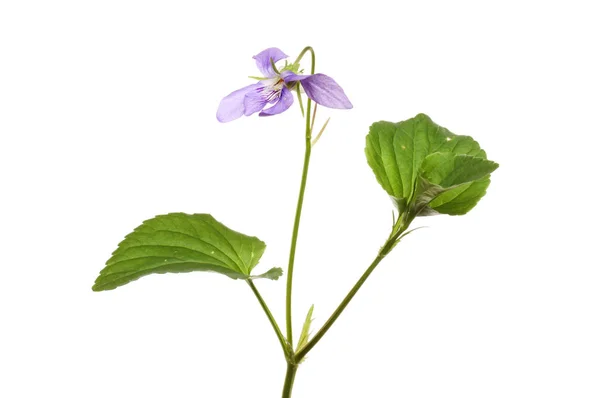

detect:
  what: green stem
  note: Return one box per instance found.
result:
[246,280,289,358]
[281,363,298,398]
[285,121,312,344]
[293,46,315,72]
[296,85,305,117]
[285,47,316,345]
[310,103,317,133]
[294,235,402,363]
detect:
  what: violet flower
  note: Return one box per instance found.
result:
[217,48,352,123]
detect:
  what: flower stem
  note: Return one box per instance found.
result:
[281,363,298,398]
[285,114,312,344]
[285,47,316,345]
[246,280,289,358]
[293,46,315,72]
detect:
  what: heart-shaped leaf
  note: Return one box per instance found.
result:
[93,213,280,291]
[365,114,498,217]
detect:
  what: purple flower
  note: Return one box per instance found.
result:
[217,48,352,123]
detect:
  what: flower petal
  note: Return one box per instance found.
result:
[217,83,262,123]
[281,71,308,83]
[243,85,269,116]
[283,72,352,109]
[253,48,288,78]
[260,87,294,117]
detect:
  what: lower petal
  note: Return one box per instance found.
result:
[243,86,269,116]
[259,87,294,117]
[217,83,262,123]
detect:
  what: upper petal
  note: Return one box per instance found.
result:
[281,71,309,83]
[283,72,353,109]
[217,83,262,123]
[253,48,288,78]
[260,87,294,117]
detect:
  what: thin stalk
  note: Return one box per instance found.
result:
[310,103,318,133]
[285,120,312,344]
[295,235,402,362]
[311,117,330,146]
[246,280,289,357]
[285,47,316,345]
[293,46,316,71]
[296,85,305,117]
[281,363,298,398]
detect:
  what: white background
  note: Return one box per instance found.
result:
[1,1,599,397]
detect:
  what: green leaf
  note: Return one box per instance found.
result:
[93,213,270,291]
[365,113,498,217]
[250,267,284,281]
[429,178,491,215]
[420,153,497,188]
[296,304,314,355]
[414,153,498,215]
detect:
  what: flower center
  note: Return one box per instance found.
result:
[259,78,285,103]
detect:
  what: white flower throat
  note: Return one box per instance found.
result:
[259,77,285,102]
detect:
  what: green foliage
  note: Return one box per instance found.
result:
[92,213,278,291]
[365,114,498,218]
[296,305,314,356]
[251,267,284,280]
